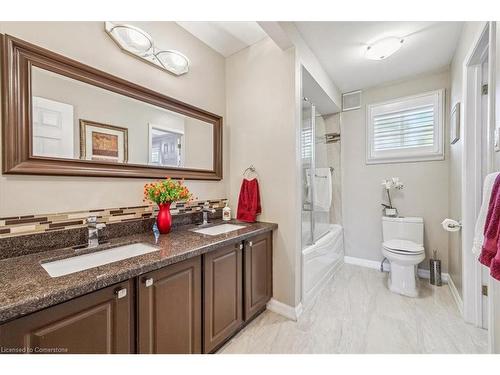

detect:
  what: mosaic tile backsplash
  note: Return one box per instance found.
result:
[0,198,227,239]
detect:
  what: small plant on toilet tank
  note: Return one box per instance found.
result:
[381,177,404,216]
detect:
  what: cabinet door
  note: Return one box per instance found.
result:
[138,256,201,354]
[244,232,273,321]
[0,280,133,354]
[203,242,243,353]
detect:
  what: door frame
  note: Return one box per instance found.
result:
[461,22,495,331]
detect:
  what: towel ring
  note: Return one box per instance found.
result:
[243,164,257,178]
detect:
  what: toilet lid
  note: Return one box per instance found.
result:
[383,239,424,254]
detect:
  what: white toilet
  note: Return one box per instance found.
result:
[381,216,425,297]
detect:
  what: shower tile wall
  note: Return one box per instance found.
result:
[325,113,342,225]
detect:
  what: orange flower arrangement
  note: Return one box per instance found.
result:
[143,177,193,205]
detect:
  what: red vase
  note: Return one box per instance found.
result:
[156,202,172,234]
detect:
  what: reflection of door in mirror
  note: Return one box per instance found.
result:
[32,97,74,159]
[148,124,185,167]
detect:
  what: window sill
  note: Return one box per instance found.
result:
[366,153,445,165]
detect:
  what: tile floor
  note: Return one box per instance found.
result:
[219,264,488,354]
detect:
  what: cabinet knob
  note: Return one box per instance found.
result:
[239,243,243,250]
[115,288,127,299]
[248,241,253,247]
[144,277,154,287]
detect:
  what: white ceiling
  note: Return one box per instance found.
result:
[176,22,267,57]
[295,22,463,92]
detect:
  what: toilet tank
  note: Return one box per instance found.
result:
[382,216,423,245]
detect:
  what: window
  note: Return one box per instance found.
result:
[366,89,444,164]
[301,126,313,160]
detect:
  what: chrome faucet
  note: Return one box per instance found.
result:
[87,216,106,248]
[202,202,216,226]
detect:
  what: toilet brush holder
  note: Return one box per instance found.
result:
[429,250,442,286]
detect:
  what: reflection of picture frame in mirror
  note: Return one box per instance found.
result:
[79,119,128,163]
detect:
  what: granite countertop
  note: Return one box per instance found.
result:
[0,220,277,324]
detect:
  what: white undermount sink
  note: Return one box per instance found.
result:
[192,223,246,236]
[41,242,159,278]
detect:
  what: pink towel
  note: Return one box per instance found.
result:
[479,174,500,280]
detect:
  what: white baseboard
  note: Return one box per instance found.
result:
[344,256,387,271]
[416,268,449,283]
[343,255,449,282]
[448,275,464,316]
[266,298,303,321]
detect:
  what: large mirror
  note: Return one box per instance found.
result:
[2,34,222,180]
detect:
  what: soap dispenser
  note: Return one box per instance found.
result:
[222,201,231,221]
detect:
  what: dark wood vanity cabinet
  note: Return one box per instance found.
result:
[243,232,273,321]
[0,280,134,354]
[0,230,274,354]
[203,242,243,353]
[137,256,202,354]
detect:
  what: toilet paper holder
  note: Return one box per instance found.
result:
[441,218,462,232]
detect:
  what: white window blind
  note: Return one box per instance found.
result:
[367,90,444,164]
[301,127,313,160]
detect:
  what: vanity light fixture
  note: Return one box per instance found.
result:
[155,50,190,76]
[365,37,404,60]
[105,21,190,76]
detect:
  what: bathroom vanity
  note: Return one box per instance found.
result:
[0,222,275,354]
[0,34,275,354]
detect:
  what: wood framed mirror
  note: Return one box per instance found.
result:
[1,34,223,180]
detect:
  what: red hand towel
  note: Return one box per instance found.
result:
[479,174,500,281]
[237,178,261,223]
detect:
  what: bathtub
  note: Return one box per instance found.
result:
[302,224,344,304]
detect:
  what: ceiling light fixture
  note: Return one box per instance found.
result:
[365,37,404,61]
[105,22,190,76]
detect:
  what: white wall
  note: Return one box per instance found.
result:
[341,69,451,270]
[0,21,227,216]
[226,37,298,307]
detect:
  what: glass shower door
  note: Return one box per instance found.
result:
[301,98,333,247]
[301,99,314,247]
[312,108,331,241]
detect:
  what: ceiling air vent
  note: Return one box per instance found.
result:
[342,90,362,112]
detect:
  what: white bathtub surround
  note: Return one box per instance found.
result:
[302,224,344,304]
[220,264,487,354]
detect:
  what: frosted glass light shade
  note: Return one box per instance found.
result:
[107,24,153,56]
[155,50,190,76]
[365,37,404,60]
